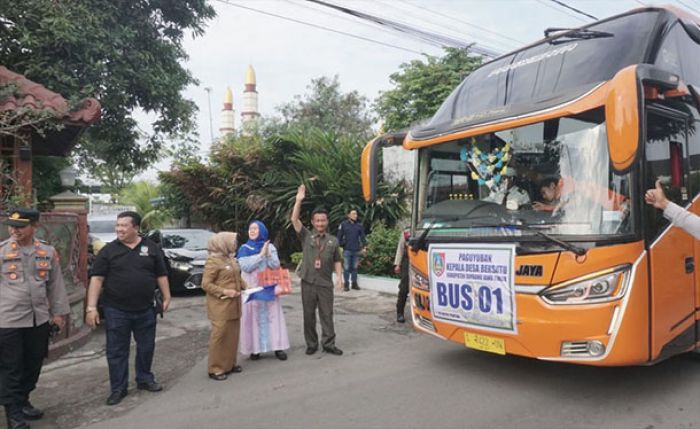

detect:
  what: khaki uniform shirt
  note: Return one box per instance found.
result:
[0,239,70,328]
[201,256,247,321]
[298,227,342,287]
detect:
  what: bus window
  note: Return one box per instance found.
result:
[645,111,688,240]
[655,23,683,76]
[677,22,700,86]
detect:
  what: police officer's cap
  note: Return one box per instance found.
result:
[4,208,40,227]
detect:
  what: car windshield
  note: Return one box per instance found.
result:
[162,230,213,250]
[415,108,633,240]
[89,219,115,234]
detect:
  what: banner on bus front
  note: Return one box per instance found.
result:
[428,243,517,334]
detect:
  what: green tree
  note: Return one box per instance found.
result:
[160,129,407,259]
[119,181,171,231]
[271,76,375,138]
[374,47,482,131]
[0,0,215,187]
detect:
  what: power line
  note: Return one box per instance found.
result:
[305,0,502,57]
[677,0,700,15]
[549,0,598,20]
[402,0,525,46]
[535,0,589,24]
[213,0,425,55]
[284,0,417,42]
[385,0,521,52]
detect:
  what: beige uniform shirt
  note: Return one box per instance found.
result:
[0,239,70,328]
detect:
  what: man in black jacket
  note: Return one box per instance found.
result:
[336,209,366,291]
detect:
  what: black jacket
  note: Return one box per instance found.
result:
[337,219,366,251]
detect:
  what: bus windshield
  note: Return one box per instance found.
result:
[416,108,633,240]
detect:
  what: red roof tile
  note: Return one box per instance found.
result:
[0,66,100,126]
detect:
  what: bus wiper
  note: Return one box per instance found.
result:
[475,223,587,256]
[410,216,462,252]
[545,28,613,42]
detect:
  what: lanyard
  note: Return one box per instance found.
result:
[314,235,326,269]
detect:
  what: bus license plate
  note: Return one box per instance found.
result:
[464,332,505,355]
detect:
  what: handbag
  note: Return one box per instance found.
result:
[257,268,292,296]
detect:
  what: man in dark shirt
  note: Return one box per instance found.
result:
[336,209,366,291]
[291,184,344,356]
[85,211,171,406]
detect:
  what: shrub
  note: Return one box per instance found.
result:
[359,223,400,277]
[290,252,303,266]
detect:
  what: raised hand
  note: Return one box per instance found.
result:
[296,184,306,202]
[261,240,270,257]
[645,180,669,210]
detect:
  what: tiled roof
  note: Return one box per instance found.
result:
[0,66,100,126]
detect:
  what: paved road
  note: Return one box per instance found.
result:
[84,286,700,429]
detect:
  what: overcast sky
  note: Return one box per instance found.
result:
[140,0,671,179]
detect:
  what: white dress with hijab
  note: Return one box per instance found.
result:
[238,244,290,354]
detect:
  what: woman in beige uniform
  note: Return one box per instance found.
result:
[201,232,247,380]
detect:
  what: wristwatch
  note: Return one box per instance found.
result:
[85,306,97,314]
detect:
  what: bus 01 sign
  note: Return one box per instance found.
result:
[428,244,517,334]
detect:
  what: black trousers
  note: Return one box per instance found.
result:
[301,280,336,349]
[0,323,49,406]
[396,256,409,315]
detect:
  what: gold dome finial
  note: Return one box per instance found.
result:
[245,65,256,85]
[224,86,233,104]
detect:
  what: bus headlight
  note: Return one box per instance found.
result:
[410,267,429,291]
[540,265,630,305]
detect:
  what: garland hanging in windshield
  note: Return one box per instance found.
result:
[460,138,511,192]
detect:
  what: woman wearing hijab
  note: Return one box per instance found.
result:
[238,221,290,361]
[202,232,247,380]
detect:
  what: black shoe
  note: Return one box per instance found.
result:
[208,372,228,381]
[397,314,406,323]
[250,353,261,360]
[228,365,243,374]
[323,346,343,355]
[21,401,43,420]
[351,283,360,290]
[305,346,318,355]
[136,381,162,392]
[5,405,29,429]
[106,390,127,406]
[275,350,288,361]
[343,284,350,291]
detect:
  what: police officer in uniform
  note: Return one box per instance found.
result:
[0,209,69,429]
[393,228,410,323]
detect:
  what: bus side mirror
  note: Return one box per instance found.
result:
[361,133,406,201]
[605,66,639,172]
[606,65,682,172]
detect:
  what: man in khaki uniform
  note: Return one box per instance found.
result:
[291,184,344,356]
[0,208,69,429]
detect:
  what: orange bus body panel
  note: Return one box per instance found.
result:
[410,242,651,365]
[361,139,374,201]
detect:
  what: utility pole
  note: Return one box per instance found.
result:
[204,87,214,142]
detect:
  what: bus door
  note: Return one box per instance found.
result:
[645,107,696,360]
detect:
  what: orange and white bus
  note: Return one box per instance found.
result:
[362,6,700,365]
